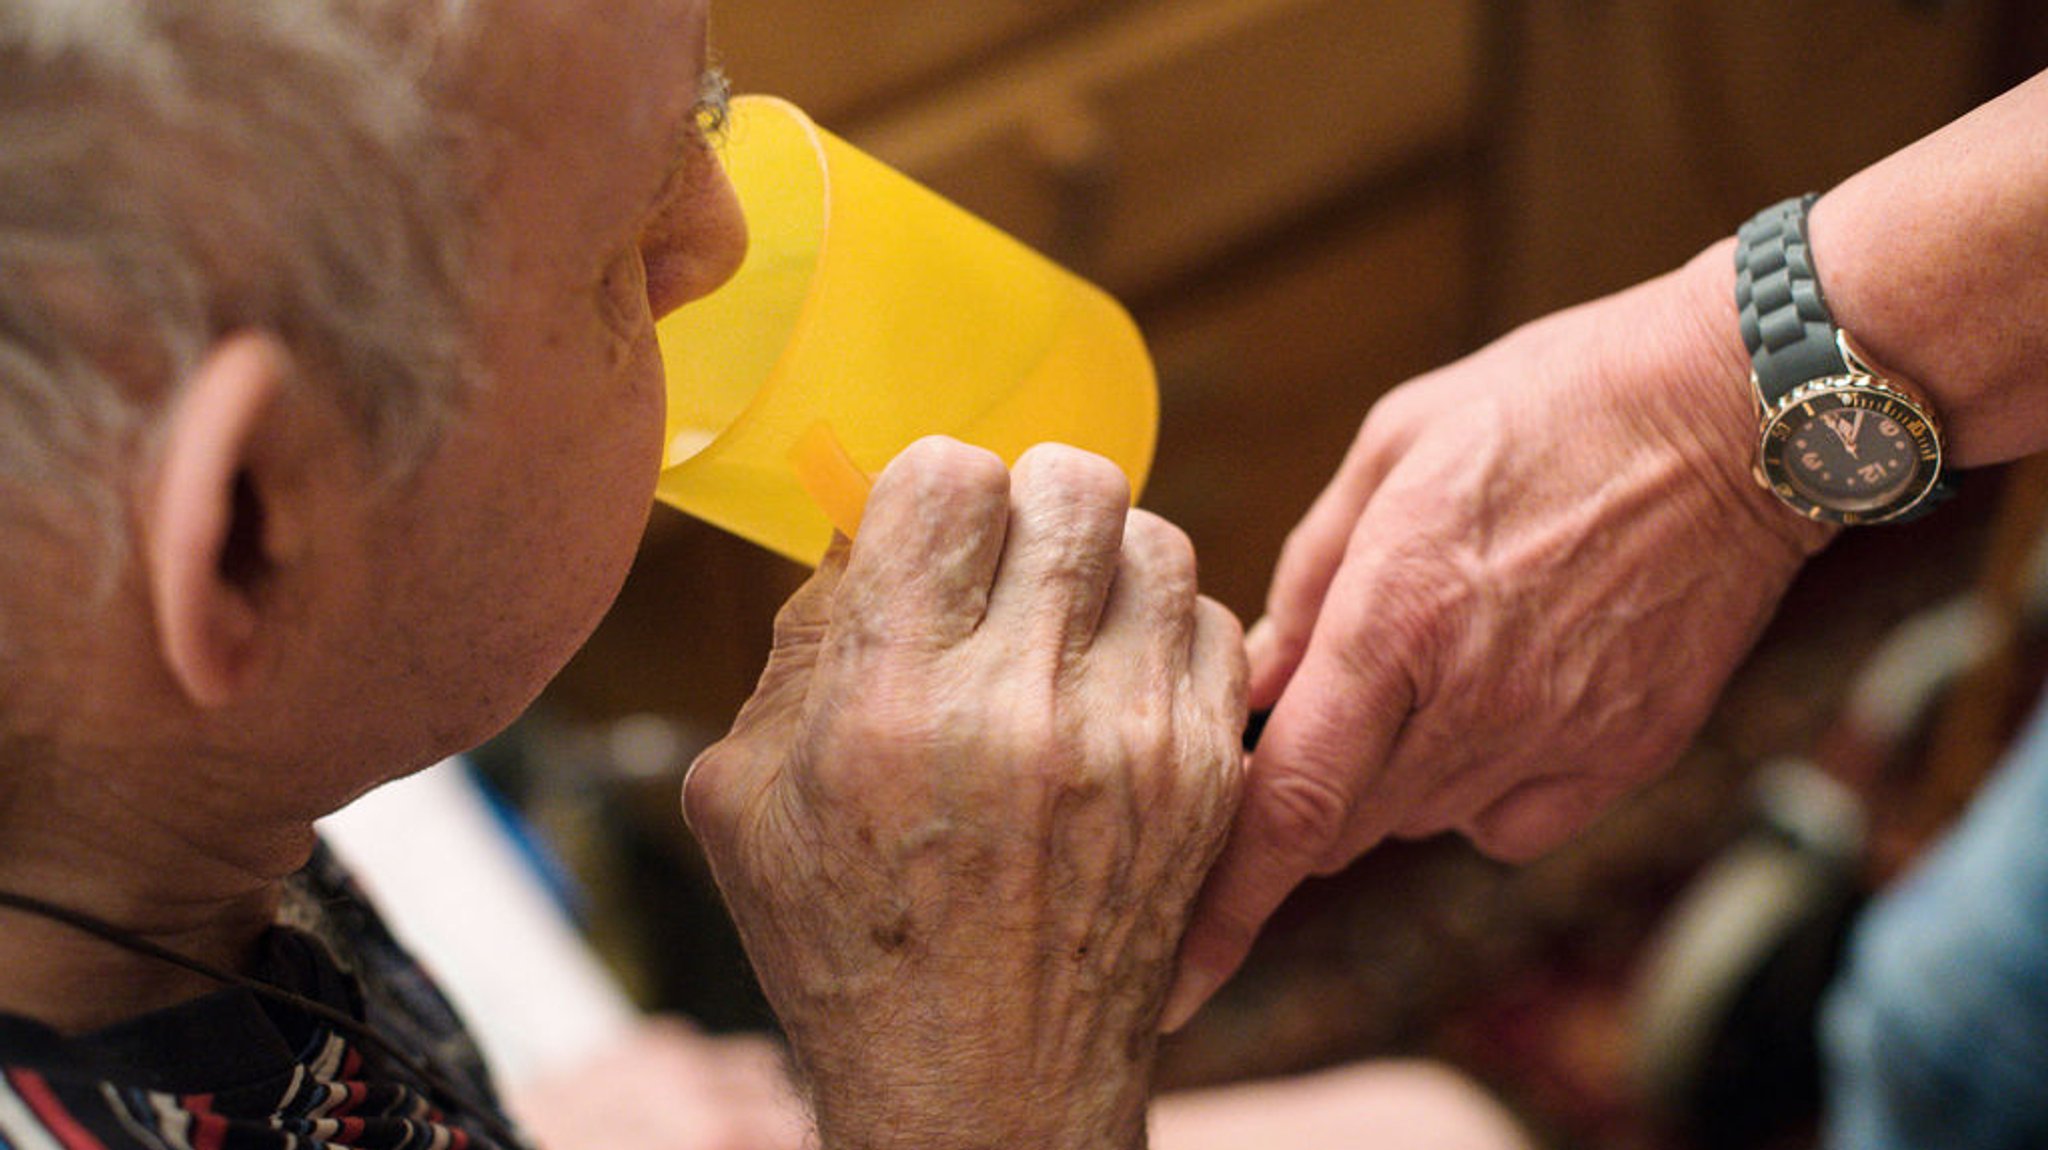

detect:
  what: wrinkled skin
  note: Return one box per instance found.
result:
[1167,242,1832,1027]
[1165,68,2048,1031]
[685,438,1247,1150]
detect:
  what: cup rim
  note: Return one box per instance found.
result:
[662,94,835,472]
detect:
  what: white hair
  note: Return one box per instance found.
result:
[0,0,475,555]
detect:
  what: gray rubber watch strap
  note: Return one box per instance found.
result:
[1735,193,1849,402]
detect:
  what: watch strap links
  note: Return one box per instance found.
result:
[1735,193,1849,402]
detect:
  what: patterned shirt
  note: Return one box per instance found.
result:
[0,846,527,1150]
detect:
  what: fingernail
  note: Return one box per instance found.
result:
[1159,969,1219,1035]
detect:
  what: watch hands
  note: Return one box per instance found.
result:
[1822,409,1865,457]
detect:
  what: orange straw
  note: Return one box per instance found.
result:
[789,422,874,540]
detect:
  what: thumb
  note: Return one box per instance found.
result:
[737,534,849,728]
[682,537,848,833]
[1164,623,1414,1032]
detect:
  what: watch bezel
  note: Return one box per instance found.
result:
[1756,376,1944,525]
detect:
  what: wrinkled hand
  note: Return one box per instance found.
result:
[1166,242,1835,1028]
[684,439,1247,1150]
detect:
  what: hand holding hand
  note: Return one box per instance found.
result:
[684,439,1247,1150]
[1166,243,1834,1028]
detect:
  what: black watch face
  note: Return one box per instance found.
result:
[1760,382,1941,523]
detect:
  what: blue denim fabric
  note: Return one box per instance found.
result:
[1820,686,2048,1150]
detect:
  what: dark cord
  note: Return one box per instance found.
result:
[0,887,527,1149]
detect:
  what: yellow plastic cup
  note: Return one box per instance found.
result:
[653,95,1158,566]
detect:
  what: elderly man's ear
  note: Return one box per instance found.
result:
[142,332,352,708]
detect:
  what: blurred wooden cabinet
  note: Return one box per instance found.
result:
[846,0,1482,298]
[1489,0,2011,325]
[709,0,1098,121]
[549,0,2033,727]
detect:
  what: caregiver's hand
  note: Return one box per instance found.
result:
[685,438,1248,1150]
[1165,242,1833,1030]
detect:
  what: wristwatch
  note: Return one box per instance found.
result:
[1734,194,1949,525]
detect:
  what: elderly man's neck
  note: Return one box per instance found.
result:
[0,764,309,1034]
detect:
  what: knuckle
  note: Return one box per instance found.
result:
[680,742,741,836]
[1195,593,1247,648]
[1195,596,1250,706]
[1011,450,1132,564]
[1117,513,1201,614]
[1122,509,1197,573]
[1249,765,1356,867]
[892,436,1009,497]
[1015,442,1133,509]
